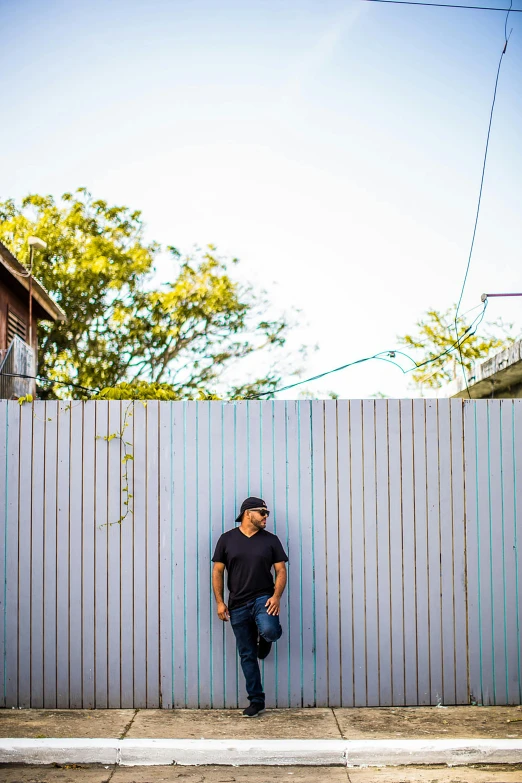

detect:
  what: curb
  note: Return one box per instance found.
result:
[1,738,522,767]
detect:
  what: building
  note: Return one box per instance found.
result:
[0,240,66,398]
[443,339,522,399]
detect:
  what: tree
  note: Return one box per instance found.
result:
[0,189,300,399]
[397,305,515,390]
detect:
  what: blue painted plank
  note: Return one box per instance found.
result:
[94,401,109,708]
[43,402,58,708]
[132,402,147,708]
[159,402,173,709]
[145,401,160,708]
[375,400,392,706]
[30,403,45,708]
[120,401,135,708]
[388,399,405,705]
[68,402,84,708]
[82,402,96,709]
[413,400,430,705]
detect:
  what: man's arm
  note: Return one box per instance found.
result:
[212,562,229,621]
[265,562,287,616]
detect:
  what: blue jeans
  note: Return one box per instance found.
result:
[229,594,283,705]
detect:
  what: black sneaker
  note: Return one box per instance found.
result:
[242,703,266,718]
[257,635,272,660]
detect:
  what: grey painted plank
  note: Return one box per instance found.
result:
[450,399,468,705]
[68,403,84,708]
[286,400,302,706]
[310,400,327,706]
[514,401,522,705]
[500,401,519,704]
[463,399,481,706]
[375,400,392,706]
[299,401,316,708]
[273,400,290,707]
[387,399,405,705]
[488,401,507,704]
[106,402,122,707]
[5,403,20,707]
[17,403,33,708]
[145,401,160,708]
[324,400,341,707]
[413,400,430,705]
[197,402,212,709]
[30,403,46,708]
[363,400,379,706]
[337,400,354,707]
[183,401,199,708]
[158,402,173,709]
[475,401,493,705]
[400,401,418,705]
[120,401,135,708]
[426,400,442,705]
[221,402,239,708]
[171,402,187,708]
[94,401,109,708]
[56,402,71,708]
[43,402,58,708]
[209,402,225,708]
[233,401,250,707]
[82,402,96,709]
[438,399,456,705]
[132,401,147,707]
[0,403,6,707]
[260,401,277,708]
[350,400,367,706]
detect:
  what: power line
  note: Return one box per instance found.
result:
[364,0,521,11]
[248,302,489,399]
[0,372,97,395]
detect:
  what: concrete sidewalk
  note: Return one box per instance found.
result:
[1,707,522,770]
[2,706,522,740]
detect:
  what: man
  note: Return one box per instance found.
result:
[212,496,288,718]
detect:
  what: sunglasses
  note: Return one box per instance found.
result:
[251,508,270,517]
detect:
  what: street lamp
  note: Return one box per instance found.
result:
[27,236,47,348]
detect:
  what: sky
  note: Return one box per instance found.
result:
[1,0,521,398]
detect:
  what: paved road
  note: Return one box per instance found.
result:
[1,765,521,782]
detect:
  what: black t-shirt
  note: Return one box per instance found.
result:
[212,527,288,610]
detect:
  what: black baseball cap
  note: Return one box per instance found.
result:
[236,497,268,522]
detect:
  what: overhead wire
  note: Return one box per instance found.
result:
[364,0,521,10]
[453,2,513,397]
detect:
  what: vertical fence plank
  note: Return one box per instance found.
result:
[350,400,367,706]
[171,402,186,707]
[260,401,277,707]
[500,401,519,704]
[145,401,160,708]
[43,402,58,708]
[488,401,507,704]
[438,399,456,705]
[426,400,443,704]
[388,399,404,705]
[464,399,480,705]
[413,400,430,705]
[17,402,33,708]
[120,401,134,708]
[363,400,380,706]
[375,400,392,706]
[0,403,6,707]
[210,403,225,708]
[132,402,147,708]
[197,402,211,709]
[514,401,522,705]
[273,401,290,706]
[5,403,20,707]
[337,400,354,707]
[286,400,302,706]
[30,403,45,708]
[82,402,95,709]
[221,402,238,708]
[324,401,341,707]
[94,401,109,708]
[56,402,71,708]
[159,402,173,709]
[183,401,199,708]
[451,399,468,705]
[106,402,121,708]
[68,402,83,708]
[400,400,417,706]
[300,401,316,708]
